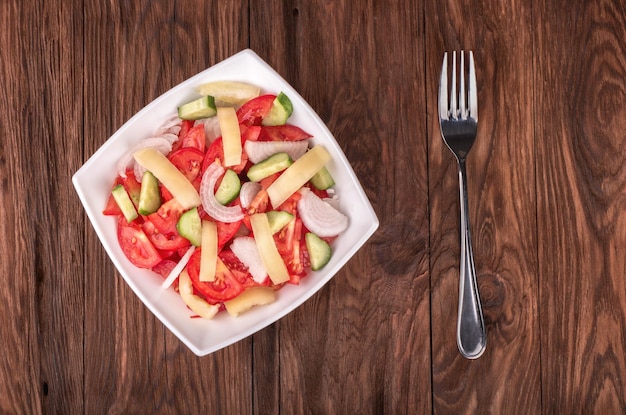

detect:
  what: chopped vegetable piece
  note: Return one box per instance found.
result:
[179,269,220,319]
[214,169,241,205]
[177,95,217,120]
[111,184,138,222]
[217,107,242,167]
[247,152,293,182]
[305,232,332,270]
[197,81,260,106]
[137,171,161,215]
[133,148,201,209]
[267,145,331,208]
[224,287,276,317]
[250,213,289,284]
[200,221,218,282]
[262,92,293,126]
[176,208,202,247]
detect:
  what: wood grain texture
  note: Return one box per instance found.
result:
[251,1,431,413]
[534,0,626,413]
[426,0,541,413]
[2,0,626,413]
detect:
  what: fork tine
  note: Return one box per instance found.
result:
[439,52,449,121]
[450,51,457,119]
[459,51,466,119]
[468,51,478,121]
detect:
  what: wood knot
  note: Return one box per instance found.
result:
[371,215,427,276]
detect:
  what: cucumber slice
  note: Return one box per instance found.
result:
[310,166,335,190]
[176,207,202,247]
[305,232,332,271]
[267,210,294,234]
[215,169,241,205]
[137,171,161,215]
[247,152,293,182]
[111,184,138,222]
[262,92,293,126]
[177,95,217,120]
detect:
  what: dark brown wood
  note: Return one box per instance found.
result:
[1,0,626,413]
[535,1,626,413]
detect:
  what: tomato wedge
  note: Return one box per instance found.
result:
[202,136,249,174]
[186,249,244,303]
[171,120,195,152]
[236,94,276,126]
[147,198,186,234]
[142,219,191,251]
[179,123,206,152]
[258,125,312,142]
[103,170,142,215]
[168,147,205,182]
[117,218,162,268]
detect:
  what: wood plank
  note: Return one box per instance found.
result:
[0,0,86,413]
[534,0,626,412]
[81,1,252,413]
[251,1,431,413]
[426,0,541,413]
[0,1,46,413]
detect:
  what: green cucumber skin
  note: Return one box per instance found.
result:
[112,185,139,222]
[215,169,241,205]
[305,232,332,271]
[310,166,335,190]
[176,208,202,247]
[177,95,217,120]
[266,210,294,234]
[137,171,161,215]
[262,92,293,126]
[246,152,293,182]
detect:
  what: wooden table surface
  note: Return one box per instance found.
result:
[2,0,626,413]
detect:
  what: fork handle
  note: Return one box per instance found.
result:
[456,160,487,359]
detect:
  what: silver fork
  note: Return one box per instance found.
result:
[438,50,487,359]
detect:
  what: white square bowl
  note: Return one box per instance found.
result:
[73,49,379,356]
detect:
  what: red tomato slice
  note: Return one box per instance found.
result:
[236,94,276,126]
[258,125,312,142]
[103,170,142,215]
[103,194,122,216]
[142,219,191,251]
[168,147,205,182]
[202,136,249,174]
[146,198,185,234]
[117,218,162,269]
[240,124,261,142]
[186,249,245,303]
[197,205,242,248]
[152,259,178,279]
[171,120,194,152]
[179,123,206,152]
[219,250,267,288]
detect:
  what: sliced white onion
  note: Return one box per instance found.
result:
[160,132,180,145]
[117,136,172,178]
[133,163,147,183]
[201,116,222,143]
[244,140,309,164]
[156,114,182,135]
[239,181,262,208]
[160,245,196,289]
[199,160,244,223]
[297,187,349,237]
[231,237,267,283]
